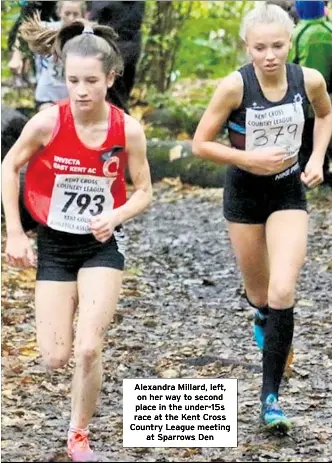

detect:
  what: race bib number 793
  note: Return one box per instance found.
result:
[47,175,114,234]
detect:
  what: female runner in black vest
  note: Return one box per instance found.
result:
[193,3,332,432]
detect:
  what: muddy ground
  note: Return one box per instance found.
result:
[2,180,332,462]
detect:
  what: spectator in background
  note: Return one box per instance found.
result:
[265,0,300,23]
[8,1,59,79]
[8,1,145,113]
[35,1,86,112]
[288,1,332,189]
[324,1,331,18]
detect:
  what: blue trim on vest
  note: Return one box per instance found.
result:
[228,121,246,135]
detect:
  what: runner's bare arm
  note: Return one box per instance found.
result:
[112,115,153,225]
[1,108,58,234]
[192,72,249,165]
[304,67,332,164]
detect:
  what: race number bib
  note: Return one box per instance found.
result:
[245,102,305,159]
[47,175,114,234]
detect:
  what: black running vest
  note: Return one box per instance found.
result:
[228,63,310,159]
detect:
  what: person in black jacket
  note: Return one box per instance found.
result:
[87,1,145,112]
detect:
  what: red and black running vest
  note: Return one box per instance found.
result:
[24,100,128,234]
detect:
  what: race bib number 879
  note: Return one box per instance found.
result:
[47,175,114,234]
[245,102,305,159]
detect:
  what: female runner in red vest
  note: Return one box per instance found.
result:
[2,16,152,462]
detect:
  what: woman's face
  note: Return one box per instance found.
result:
[65,55,115,112]
[59,1,84,26]
[246,22,292,75]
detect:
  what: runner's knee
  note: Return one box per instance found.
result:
[74,343,102,370]
[41,348,71,370]
[245,290,268,309]
[268,281,295,309]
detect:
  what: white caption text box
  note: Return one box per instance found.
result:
[123,378,238,448]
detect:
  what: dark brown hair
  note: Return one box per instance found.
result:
[19,13,123,76]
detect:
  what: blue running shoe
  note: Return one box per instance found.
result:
[261,394,292,434]
[253,310,267,351]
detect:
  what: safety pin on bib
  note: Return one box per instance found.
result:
[100,145,124,162]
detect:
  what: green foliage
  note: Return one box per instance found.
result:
[137,1,200,92]
[144,81,218,139]
[174,1,253,79]
[1,1,20,80]
[138,1,253,89]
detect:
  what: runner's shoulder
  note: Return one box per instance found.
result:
[24,106,59,145]
[214,71,244,110]
[302,66,327,91]
[124,113,146,145]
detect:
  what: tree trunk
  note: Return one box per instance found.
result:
[138,140,227,188]
[137,1,191,92]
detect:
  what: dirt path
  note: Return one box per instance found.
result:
[2,181,331,462]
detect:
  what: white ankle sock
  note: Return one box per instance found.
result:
[68,424,89,434]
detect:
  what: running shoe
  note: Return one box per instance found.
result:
[261,393,292,434]
[67,429,99,462]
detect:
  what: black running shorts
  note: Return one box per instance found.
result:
[223,162,307,224]
[36,225,126,281]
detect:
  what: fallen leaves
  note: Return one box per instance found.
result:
[159,368,181,379]
[1,182,332,462]
[19,339,39,359]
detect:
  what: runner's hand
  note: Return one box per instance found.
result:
[5,231,36,268]
[245,147,287,175]
[89,213,117,243]
[301,158,324,188]
[9,54,23,75]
